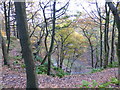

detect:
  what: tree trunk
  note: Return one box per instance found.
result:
[110,19,115,64]
[95,1,103,67]
[59,41,64,69]
[104,3,110,68]
[14,2,38,89]
[7,1,11,53]
[100,18,103,68]
[3,2,11,53]
[47,0,56,75]
[0,31,9,66]
[107,2,120,85]
[107,2,120,63]
[88,39,94,68]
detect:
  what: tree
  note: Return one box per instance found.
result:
[0,14,10,66]
[76,17,97,68]
[81,26,94,68]
[14,2,38,89]
[55,27,74,69]
[0,30,9,66]
[47,0,56,75]
[3,1,11,53]
[104,3,110,68]
[110,18,116,64]
[80,3,104,68]
[80,1,118,68]
[55,24,86,71]
[107,2,120,84]
[39,0,70,75]
[95,1,104,67]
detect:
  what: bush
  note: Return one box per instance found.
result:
[35,56,48,67]
[35,59,69,78]
[13,60,19,65]
[92,80,98,87]
[91,68,103,73]
[78,80,98,88]
[21,64,26,68]
[107,61,118,68]
[81,80,91,88]
[53,67,69,78]
[98,82,111,88]
[36,65,47,74]
[98,78,120,88]
[35,56,43,61]
[13,55,22,60]
[77,78,120,88]
[110,78,119,85]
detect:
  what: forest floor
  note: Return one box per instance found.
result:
[0,38,119,88]
[1,66,119,88]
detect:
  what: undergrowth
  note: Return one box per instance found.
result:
[35,56,69,78]
[77,77,120,88]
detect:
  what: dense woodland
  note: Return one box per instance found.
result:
[0,0,120,89]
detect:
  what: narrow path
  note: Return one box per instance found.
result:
[71,59,92,74]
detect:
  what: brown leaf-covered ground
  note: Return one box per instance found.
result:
[0,40,119,88]
[1,66,119,88]
[2,45,119,89]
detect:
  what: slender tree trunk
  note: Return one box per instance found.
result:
[56,44,60,68]
[47,0,56,75]
[3,2,8,39]
[17,29,19,39]
[95,2,103,68]
[88,39,94,68]
[96,2,103,68]
[60,59,64,69]
[59,41,64,69]
[7,1,11,53]
[82,28,94,68]
[66,57,70,72]
[99,16,103,68]
[104,3,110,68]
[13,22,16,37]
[110,19,115,64]
[90,45,94,68]
[14,2,38,89]
[3,2,11,53]
[95,47,99,68]
[0,31,9,66]
[40,3,49,66]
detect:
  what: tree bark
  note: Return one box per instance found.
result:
[110,19,115,64]
[0,31,9,66]
[104,3,110,68]
[3,2,11,53]
[82,28,94,68]
[47,0,56,75]
[14,2,38,89]
[95,1,103,67]
[107,2,120,85]
[107,2,120,63]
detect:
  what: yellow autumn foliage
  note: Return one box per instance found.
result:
[0,30,6,37]
[55,27,87,56]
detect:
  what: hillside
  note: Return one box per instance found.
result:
[2,66,118,88]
